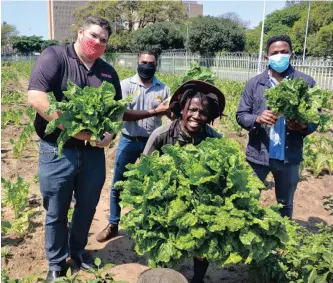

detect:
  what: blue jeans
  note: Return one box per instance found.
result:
[109,135,147,225]
[248,159,300,219]
[39,140,105,271]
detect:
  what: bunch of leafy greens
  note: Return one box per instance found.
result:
[45,81,131,155]
[170,62,217,94]
[250,223,333,283]
[115,138,294,268]
[264,78,323,124]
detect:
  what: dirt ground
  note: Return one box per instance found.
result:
[1,118,333,282]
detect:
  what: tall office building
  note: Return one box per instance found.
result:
[48,0,86,41]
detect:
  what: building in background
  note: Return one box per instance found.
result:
[48,0,203,41]
[48,0,86,41]
[182,1,203,18]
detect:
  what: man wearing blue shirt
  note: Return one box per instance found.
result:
[236,35,318,218]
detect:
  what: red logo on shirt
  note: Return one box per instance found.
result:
[101,73,112,78]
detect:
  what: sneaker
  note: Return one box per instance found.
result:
[96,223,118,243]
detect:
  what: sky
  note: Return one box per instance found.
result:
[1,0,286,40]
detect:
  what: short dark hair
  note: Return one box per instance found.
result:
[139,50,158,62]
[266,35,292,54]
[83,16,112,38]
[179,89,222,123]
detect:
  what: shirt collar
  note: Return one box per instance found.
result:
[268,68,291,87]
[171,119,209,145]
[67,43,78,59]
[259,65,295,87]
[130,74,161,87]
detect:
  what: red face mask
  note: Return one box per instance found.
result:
[79,36,106,61]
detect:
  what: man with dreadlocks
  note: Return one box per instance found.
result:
[143,80,225,283]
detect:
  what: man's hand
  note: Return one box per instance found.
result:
[74,131,91,141]
[287,119,307,131]
[95,132,116,148]
[154,98,170,115]
[256,110,279,125]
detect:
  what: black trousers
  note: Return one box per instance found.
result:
[193,257,209,282]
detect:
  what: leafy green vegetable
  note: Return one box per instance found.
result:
[179,62,216,85]
[45,81,131,155]
[264,78,323,124]
[169,62,217,94]
[1,176,29,219]
[116,137,294,268]
[301,135,333,177]
[250,223,333,283]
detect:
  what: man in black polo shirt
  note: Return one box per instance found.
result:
[28,16,121,282]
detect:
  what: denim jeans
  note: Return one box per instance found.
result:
[39,140,105,271]
[248,159,300,218]
[109,135,147,225]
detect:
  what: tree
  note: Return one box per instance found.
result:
[12,36,44,55]
[246,1,333,57]
[307,22,333,57]
[218,12,250,28]
[136,1,186,28]
[108,30,132,52]
[285,0,304,8]
[290,2,333,54]
[129,22,184,54]
[1,22,19,54]
[72,1,119,31]
[245,26,268,54]
[187,16,245,55]
[41,40,59,50]
[73,1,186,33]
[263,4,305,35]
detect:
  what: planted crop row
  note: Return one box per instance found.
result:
[1,109,24,128]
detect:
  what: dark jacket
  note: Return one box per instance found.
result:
[236,66,317,166]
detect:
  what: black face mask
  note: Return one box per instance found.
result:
[137,63,156,80]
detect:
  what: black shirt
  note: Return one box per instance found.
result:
[28,44,122,148]
[143,119,222,155]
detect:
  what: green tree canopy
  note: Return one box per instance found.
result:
[244,26,267,54]
[108,30,132,52]
[1,22,19,47]
[245,1,333,57]
[12,35,44,55]
[307,22,333,57]
[218,12,250,28]
[130,22,184,54]
[187,16,245,55]
[73,0,186,33]
[290,2,333,55]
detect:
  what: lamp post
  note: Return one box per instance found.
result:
[302,0,311,63]
[257,0,267,74]
[186,1,191,67]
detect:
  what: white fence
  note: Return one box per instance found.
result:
[111,52,333,91]
[2,52,332,90]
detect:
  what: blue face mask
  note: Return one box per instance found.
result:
[268,54,291,73]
